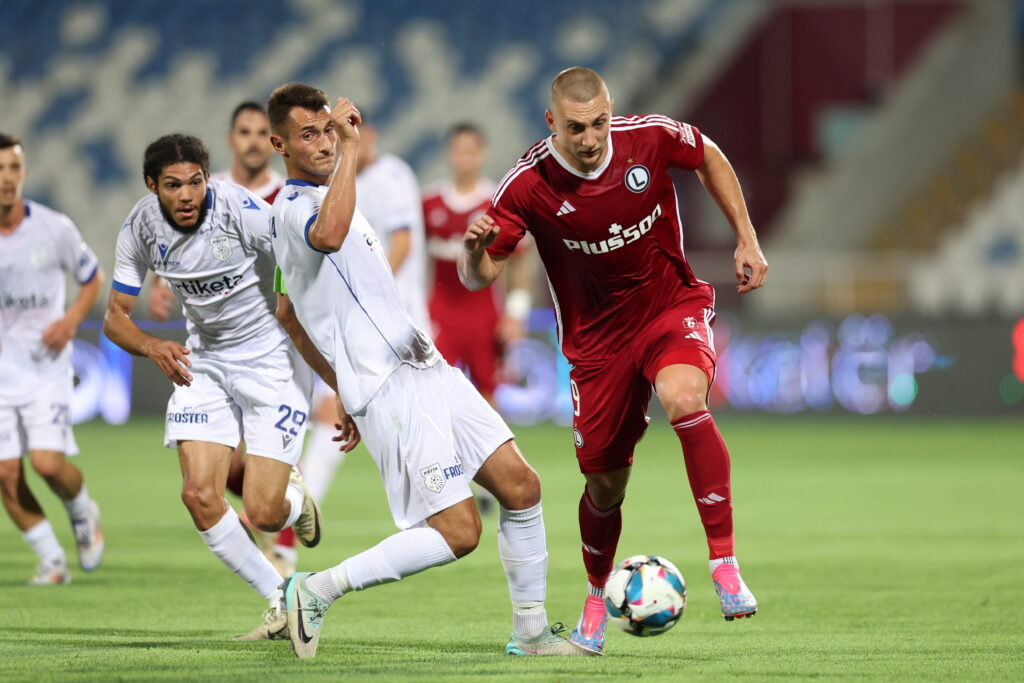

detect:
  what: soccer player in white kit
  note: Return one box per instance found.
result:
[0,133,105,585]
[295,123,428,523]
[266,83,590,659]
[102,134,322,641]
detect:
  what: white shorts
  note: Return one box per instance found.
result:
[355,361,514,530]
[0,375,79,460]
[163,342,313,465]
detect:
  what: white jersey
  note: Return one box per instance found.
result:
[271,179,440,414]
[112,179,286,360]
[0,200,100,405]
[356,154,428,328]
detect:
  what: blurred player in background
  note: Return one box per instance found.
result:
[422,123,535,406]
[294,117,428,521]
[0,133,105,585]
[146,102,297,574]
[267,83,588,659]
[460,67,768,654]
[212,101,287,203]
[104,133,323,641]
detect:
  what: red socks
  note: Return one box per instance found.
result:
[277,527,296,548]
[671,410,735,559]
[578,487,622,588]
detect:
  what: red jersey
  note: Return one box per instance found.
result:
[486,115,705,364]
[424,179,500,327]
[211,170,285,204]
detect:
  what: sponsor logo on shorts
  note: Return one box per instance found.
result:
[443,463,464,480]
[167,411,209,424]
[420,463,446,493]
[573,428,584,448]
[282,433,294,448]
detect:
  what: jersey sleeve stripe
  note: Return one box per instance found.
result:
[492,139,549,204]
[111,279,141,296]
[79,263,99,285]
[611,122,679,134]
[303,213,332,254]
[492,149,550,206]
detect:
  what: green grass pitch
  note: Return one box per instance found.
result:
[2,416,1022,681]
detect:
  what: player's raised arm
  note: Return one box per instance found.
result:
[103,288,192,386]
[694,134,767,294]
[307,98,362,253]
[458,214,509,290]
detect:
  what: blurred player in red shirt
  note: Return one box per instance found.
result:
[423,123,533,404]
[459,67,768,654]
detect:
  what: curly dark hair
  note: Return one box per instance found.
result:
[143,134,210,184]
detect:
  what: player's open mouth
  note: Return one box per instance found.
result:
[178,208,196,218]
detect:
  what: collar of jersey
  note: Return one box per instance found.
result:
[545,133,614,181]
[286,178,326,188]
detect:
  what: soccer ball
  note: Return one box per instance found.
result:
[604,554,686,637]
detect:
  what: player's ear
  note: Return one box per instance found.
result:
[145,176,157,195]
[270,134,288,157]
[544,109,556,133]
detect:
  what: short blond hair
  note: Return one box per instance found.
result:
[550,67,609,106]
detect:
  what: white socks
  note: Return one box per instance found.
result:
[498,504,550,638]
[63,485,90,522]
[198,506,282,600]
[22,519,65,564]
[307,527,456,604]
[282,479,304,530]
[300,422,346,503]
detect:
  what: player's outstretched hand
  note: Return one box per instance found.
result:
[327,97,362,144]
[464,214,500,253]
[144,339,193,386]
[332,395,361,452]
[148,277,176,322]
[41,316,77,352]
[734,240,768,294]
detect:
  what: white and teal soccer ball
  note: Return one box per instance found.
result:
[604,554,687,637]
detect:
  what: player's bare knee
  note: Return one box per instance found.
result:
[245,500,284,532]
[180,482,220,519]
[665,390,707,421]
[508,466,542,510]
[443,521,481,558]
[29,452,63,480]
[0,460,21,495]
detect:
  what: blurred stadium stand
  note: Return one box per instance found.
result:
[0,0,746,269]
[3,0,1022,416]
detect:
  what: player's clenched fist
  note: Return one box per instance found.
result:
[143,339,193,386]
[332,395,361,453]
[734,240,768,294]
[463,214,500,253]
[327,97,361,143]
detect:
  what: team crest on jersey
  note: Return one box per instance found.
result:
[420,463,446,493]
[625,165,651,193]
[30,246,48,269]
[210,236,232,261]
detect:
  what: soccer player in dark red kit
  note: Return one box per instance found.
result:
[459,67,768,654]
[423,123,533,404]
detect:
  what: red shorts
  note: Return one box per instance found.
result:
[569,285,717,474]
[432,320,500,398]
